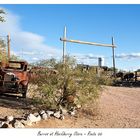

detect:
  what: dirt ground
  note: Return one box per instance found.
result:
[0,86,140,128]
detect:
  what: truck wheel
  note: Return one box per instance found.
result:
[22,86,28,98]
[19,84,28,98]
[22,91,27,98]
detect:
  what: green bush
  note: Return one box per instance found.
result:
[29,56,102,110]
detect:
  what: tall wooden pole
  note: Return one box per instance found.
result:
[62,26,67,97]
[63,26,67,65]
[7,34,10,61]
[112,37,116,77]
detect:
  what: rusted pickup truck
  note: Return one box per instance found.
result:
[0,61,30,98]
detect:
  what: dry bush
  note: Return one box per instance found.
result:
[28,57,102,110]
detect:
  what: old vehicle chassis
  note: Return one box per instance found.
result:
[0,61,30,98]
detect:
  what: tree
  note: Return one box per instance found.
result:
[0,9,5,22]
[0,9,7,64]
[0,39,7,62]
[33,58,57,68]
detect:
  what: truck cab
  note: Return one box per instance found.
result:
[0,61,30,98]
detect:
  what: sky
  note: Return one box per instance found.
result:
[0,4,140,71]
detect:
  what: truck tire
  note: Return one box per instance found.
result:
[22,85,28,98]
[19,84,28,98]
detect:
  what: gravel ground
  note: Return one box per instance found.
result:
[0,86,140,128]
[28,86,140,128]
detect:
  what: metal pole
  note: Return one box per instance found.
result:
[60,38,116,48]
[63,26,67,65]
[112,37,116,77]
[7,34,10,61]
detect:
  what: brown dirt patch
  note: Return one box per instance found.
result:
[1,86,140,128]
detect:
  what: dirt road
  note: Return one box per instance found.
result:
[29,86,140,128]
[0,86,140,128]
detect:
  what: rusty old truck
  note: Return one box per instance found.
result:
[0,60,30,98]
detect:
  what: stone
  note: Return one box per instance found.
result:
[13,120,25,128]
[53,111,61,119]
[60,108,68,115]
[76,104,82,109]
[21,120,32,126]
[1,122,13,128]
[5,116,14,122]
[26,113,41,123]
[33,112,40,117]
[41,113,48,120]
[60,114,65,120]
[20,119,28,125]
[0,121,5,128]
[46,110,54,117]
[69,106,76,112]
[39,110,46,115]
[69,111,76,116]
[36,115,41,122]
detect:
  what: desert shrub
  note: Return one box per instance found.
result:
[97,75,115,86]
[29,56,102,110]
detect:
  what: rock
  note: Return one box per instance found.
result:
[46,110,54,117]
[76,104,82,109]
[60,108,68,115]
[1,122,13,128]
[13,120,25,128]
[26,113,41,123]
[20,119,28,125]
[5,116,14,122]
[69,111,76,116]
[41,113,48,120]
[21,120,32,126]
[39,110,46,115]
[53,111,61,119]
[34,112,42,121]
[60,114,65,120]
[69,106,76,112]
[36,115,41,122]
[0,121,5,128]
[27,114,36,122]
[33,112,40,117]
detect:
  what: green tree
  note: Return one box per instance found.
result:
[32,58,57,68]
[0,9,6,63]
[10,54,20,61]
[0,39,7,62]
[0,9,5,22]
[30,56,101,110]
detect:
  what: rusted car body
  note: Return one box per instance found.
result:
[0,61,30,98]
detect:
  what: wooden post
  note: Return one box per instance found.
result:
[60,38,116,48]
[112,37,116,77]
[135,71,137,82]
[7,34,10,61]
[62,26,67,96]
[63,26,67,65]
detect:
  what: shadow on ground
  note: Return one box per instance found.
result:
[0,93,34,110]
[113,80,140,87]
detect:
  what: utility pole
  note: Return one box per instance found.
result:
[112,37,116,77]
[7,34,10,61]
